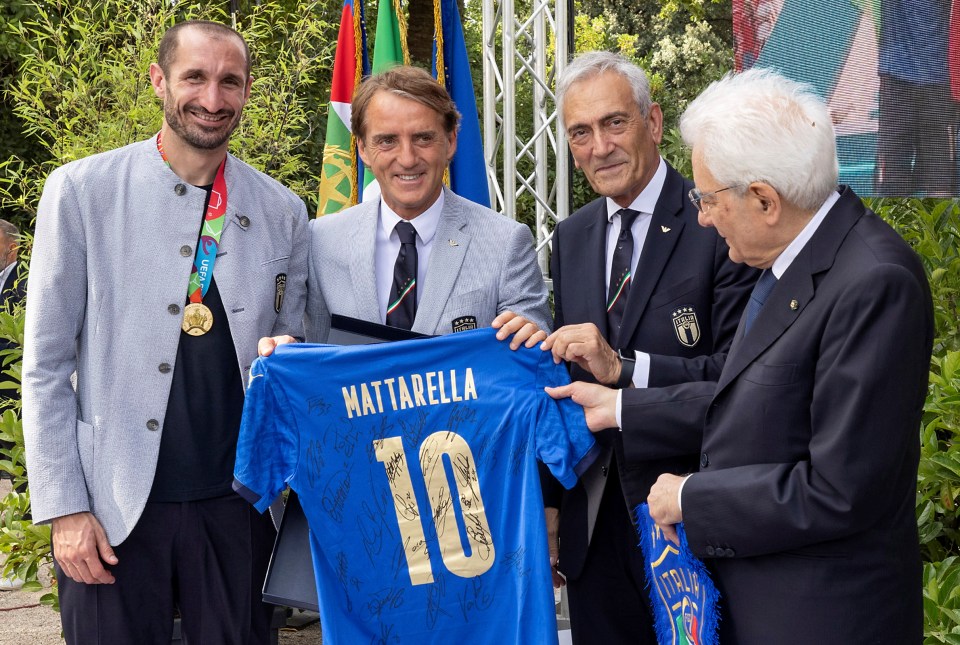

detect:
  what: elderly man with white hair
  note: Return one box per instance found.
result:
[549,68,932,644]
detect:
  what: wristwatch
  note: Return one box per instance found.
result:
[615,350,635,389]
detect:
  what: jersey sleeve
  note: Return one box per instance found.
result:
[233,356,300,513]
[533,353,599,489]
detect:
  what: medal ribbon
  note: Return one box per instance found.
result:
[156,131,228,303]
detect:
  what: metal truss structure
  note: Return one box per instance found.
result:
[481,0,572,284]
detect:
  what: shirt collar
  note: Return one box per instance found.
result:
[605,157,667,221]
[771,190,841,279]
[379,190,444,244]
[0,261,14,286]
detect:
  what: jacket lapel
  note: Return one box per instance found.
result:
[576,201,610,337]
[616,164,686,349]
[413,189,471,334]
[715,188,864,394]
[349,201,382,323]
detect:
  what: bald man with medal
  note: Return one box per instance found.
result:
[23,20,309,644]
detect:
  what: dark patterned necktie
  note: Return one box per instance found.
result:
[606,208,640,340]
[744,269,777,333]
[386,221,418,330]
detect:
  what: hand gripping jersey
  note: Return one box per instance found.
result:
[234,328,598,644]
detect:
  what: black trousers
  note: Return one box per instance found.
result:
[56,494,276,645]
[566,461,657,645]
[877,74,957,197]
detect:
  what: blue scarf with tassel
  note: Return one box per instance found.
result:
[635,503,720,645]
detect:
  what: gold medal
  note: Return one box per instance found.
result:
[181,302,214,336]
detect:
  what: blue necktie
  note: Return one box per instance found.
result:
[744,269,777,333]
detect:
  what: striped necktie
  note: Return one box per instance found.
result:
[606,208,640,342]
[386,221,418,330]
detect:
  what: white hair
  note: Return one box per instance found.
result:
[556,51,653,127]
[679,68,838,212]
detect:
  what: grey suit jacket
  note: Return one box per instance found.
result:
[305,188,551,339]
[23,138,309,545]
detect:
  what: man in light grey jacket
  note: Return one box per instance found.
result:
[304,65,551,341]
[23,20,308,644]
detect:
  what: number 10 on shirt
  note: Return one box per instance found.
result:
[374,431,496,585]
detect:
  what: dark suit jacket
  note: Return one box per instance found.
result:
[1,261,25,306]
[0,261,24,403]
[620,187,931,644]
[546,163,757,578]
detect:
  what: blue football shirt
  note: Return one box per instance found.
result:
[234,328,597,644]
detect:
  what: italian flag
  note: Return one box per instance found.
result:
[318,0,366,215]
[362,0,409,201]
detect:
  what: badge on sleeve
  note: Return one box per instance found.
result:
[275,273,287,313]
[672,306,701,347]
[451,316,477,333]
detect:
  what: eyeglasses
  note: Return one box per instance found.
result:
[688,186,737,212]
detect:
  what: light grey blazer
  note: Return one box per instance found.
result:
[305,188,551,340]
[22,138,309,545]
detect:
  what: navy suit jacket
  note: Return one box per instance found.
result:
[620,187,931,643]
[0,261,24,397]
[1,261,25,307]
[546,163,757,578]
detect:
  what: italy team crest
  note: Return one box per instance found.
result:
[672,306,701,347]
[452,315,478,333]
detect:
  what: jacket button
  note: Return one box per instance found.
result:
[168,304,181,315]
[146,419,160,431]
[238,215,250,228]
[180,245,192,257]
[705,546,715,556]
[158,363,171,374]
[700,452,709,468]
[174,183,187,196]
[600,465,608,476]
[724,548,736,557]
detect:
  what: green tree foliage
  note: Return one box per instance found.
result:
[1,0,337,220]
[576,0,731,72]
[0,2,46,226]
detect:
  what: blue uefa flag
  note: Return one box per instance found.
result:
[433,0,490,208]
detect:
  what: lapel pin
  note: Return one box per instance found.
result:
[449,239,459,246]
[790,299,799,310]
[661,226,671,233]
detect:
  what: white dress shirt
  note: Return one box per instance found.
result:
[0,260,15,292]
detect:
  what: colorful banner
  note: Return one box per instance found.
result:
[635,503,720,645]
[432,0,490,207]
[732,0,959,197]
[318,0,368,215]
